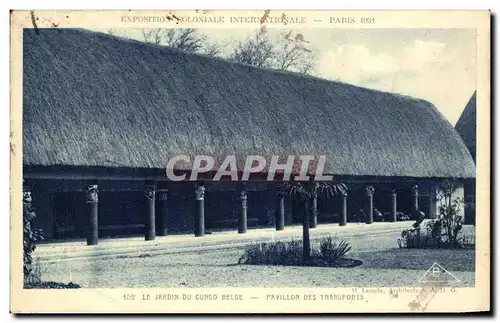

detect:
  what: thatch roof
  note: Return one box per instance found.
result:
[23,29,475,179]
[455,92,476,163]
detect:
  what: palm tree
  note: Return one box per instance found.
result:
[282,181,347,263]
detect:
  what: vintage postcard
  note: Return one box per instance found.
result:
[10,10,490,313]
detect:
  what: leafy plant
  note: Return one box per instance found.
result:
[23,190,44,281]
[398,181,468,249]
[398,226,422,248]
[397,212,411,221]
[238,237,352,266]
[437,181,465,247]
[318,237,351,262]
[425,219,443,248]
[238,239,303,266]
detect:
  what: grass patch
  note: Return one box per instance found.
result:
[355,248,475,272]
[238,236,362,268]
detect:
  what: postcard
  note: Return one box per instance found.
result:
[10,10,490,313]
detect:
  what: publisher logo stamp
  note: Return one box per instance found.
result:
[420,262,461,284]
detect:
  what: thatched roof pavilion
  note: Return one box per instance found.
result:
[22,29,476,243]
[455,92,477,163]
[455,92,476,224]
[23,28,474,179]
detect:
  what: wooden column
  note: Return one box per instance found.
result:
[157,189,168,236]
[85,184,98,246]
[275,192,285,231]
[302,199,311,263]
[412,184,419,212]
[390,189,397,222]
[145,185,156,241]
[310,184,318,228]
[365,186,374,224]
[339,191,347,226]
[238,188,248,234]
[194,184,205,237]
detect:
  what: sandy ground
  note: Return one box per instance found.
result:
[37,230,475,288]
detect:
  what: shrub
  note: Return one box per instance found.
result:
[422,205,464,248]
[398,181,470,249]
[397,212,411,221]
[373,209,384,222]
[238,239,302,266]
[398,204,468,249]
[438,202,463,247]
[398,227,423,248]
[434,181,466,248]
[23,190,44,281]
[425,219,443,248]
[239,237,352,266]
[318,237,351,262]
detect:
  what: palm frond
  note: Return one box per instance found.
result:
[282,181,348,200]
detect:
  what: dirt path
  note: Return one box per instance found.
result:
[37,230,475,288]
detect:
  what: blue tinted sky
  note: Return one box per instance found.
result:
[102,28,476,125]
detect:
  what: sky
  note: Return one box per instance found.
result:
[102,28,476,126]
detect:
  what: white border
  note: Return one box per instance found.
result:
[3,1,496,321]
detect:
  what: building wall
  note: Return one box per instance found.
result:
[31,189,55,240]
